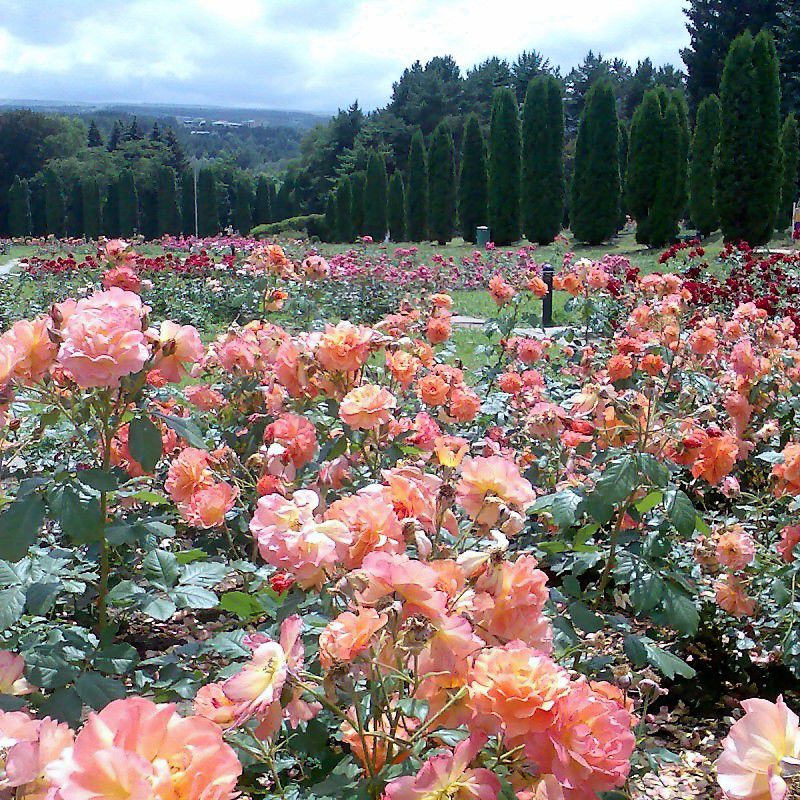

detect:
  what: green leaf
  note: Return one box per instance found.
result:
[643,641,696,679]
[0,495,45,561]
[140,596,176,621]
[50,486,103,544]
[39,687,82,727]
[636,491,664,514]
[77,469,118,492]
[128,416,162,473]
[143,549,179,589]
[172,585,218,610]
[638,454,670,488]
[623,634,648,667]
[569,601,605,633]
[655,586,699,636]
[152,412,205,449]
[664,488,696,536]
[94,644,139,675]
[26,651,79,689]
[0,587,25,630]
[220,591,263,620]
[75,672,126,710]
[550,491,583,529]
[595,456,639,505]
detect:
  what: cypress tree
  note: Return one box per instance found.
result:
[458,114,488,243]
[521,76,564,244]
[139,189,159,239]
[647,102,683,246]
[364,151,389,240]
[118,169,138,237]
[81,178,102,239]
[571,80,620,245]
[180,170,194,235]
[689,95,722,236]
[618,124,630,230]
[406,129,428,241]
[324,192,336,241]
[716,31,782,244]
[335,177,354,243]
[627,89,664,245]
[104,178,120,237]
[350,172,366,236]
[267,181,277,222]
[107,121,122,152]
[488,88,522,245]
[43,168,65,236]
[66,178,84,237]
[672,91,691,219]
[87,120,103,148]
[750,30,782,242]
[428,123,456,244]
[254,176,272,226]
[273,180,294,221]
[8,177,31,237]
[233,179,253,234]
[156,166,181,235]
[779,113,800,230]
[388,172,406,242]
[197,168,219,237]
[29,179,46,237]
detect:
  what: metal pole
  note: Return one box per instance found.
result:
[542,263,554,329]
[193,162,199,239]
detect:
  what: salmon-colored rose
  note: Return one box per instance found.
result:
[417,374,450,406]
[179,481,238,528]
[340,384,397,430]
[773,443,800,496]
[457,455,535,523]
[153,321,204,383]
[316,321,375,373]
[166,448,215,504]
[319,608,388,670]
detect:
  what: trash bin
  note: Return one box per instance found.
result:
[476,226,490,247]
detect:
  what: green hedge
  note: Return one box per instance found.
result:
[251,214,327,239]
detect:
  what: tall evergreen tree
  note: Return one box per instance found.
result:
[428,123,456,244]
[364,151,389,240]
[521,75,564,244]
[350,171,366,236]
[324,192,336,241]
[779,113,800,229]
[233,179,253,234]
[689,94,722,236]
[139,189,158,239]
[254,176,272,226]
[273,180,294,221]
[163,128,188,173]
[29,179,46,237]
[647,102,683,246]
[7,177,31,237]
[180,170,194,235]
[103,179,120,237]
[571,80,621,244]
[672,91,691,218]
[81,178,102,239]
[618,124,630,230]
[125,117,142,142]
[406,129,428,241]
[335,177,354,243]
[488,88,521,245]
[458,114,488,243]
[777,0,800,115]
[43,168,65,236]
[156,166,181,235]
[87,120,103,148]
[66,178,84,237]
[197,168,219,237]
[118,169,138,237]
[716,31,782,244]
[388,172,406,241]
[107,120,123,152]
[150,122,162,142]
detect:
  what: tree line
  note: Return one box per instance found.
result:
[322,28,797,248]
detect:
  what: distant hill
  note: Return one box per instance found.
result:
[0,99,329,130]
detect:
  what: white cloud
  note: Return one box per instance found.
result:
[0,0,689,112]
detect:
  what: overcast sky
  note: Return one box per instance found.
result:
[0,0,690,114]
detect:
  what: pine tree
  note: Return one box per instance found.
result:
[521,75,564,244]
[233,179,253,234]
[324,192,336,241]
[779,113,799,230]
[156,166,181,235]
[81,178,102,239]
[647,102,683,246]
[125,117,142,142]
[689,95,722,236]
[254,176,272,226]
[180,170,194,235]
[43,168,65,236]
[350,172,366,236]
[87,120,103,148]
[428,123,456,244]
[571,80,620,245]
[104,179,120,237]
[108,120,123,152]
[163,128,188,173]
[364,151,389,240]
[150,122,162,142]
[118,169,139,237]
[458,114,488,242]
[488,88,521,245]
[197,168,219,237]
[7,177,31,237]
[335,177,354,243]
[716,31,782,244]
[388,172,406,241]
[66,178,84,237]
[406,129,428,241]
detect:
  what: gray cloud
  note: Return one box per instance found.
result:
[0,0,689,113]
